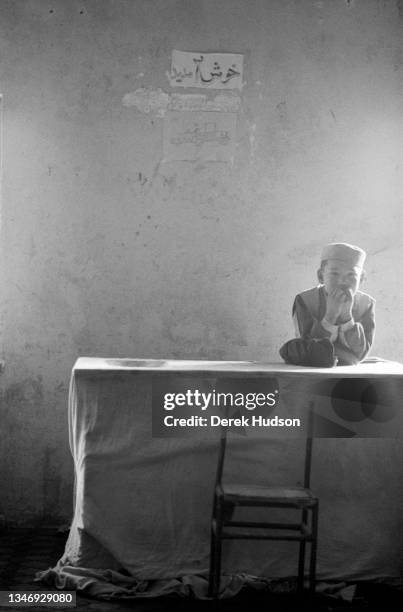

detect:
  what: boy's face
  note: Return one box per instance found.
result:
[319,260,361,296]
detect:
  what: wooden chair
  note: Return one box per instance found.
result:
[208,405,318,599]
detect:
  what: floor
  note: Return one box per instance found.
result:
[0,528,402,611]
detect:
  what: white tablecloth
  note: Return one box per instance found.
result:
[39,358,403,598]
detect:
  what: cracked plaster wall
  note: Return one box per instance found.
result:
[0,0,402,523]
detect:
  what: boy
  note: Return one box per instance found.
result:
[291,242,375,366]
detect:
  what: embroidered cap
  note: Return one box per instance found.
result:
[321,242,366,269]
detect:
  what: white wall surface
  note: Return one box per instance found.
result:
[0,0,402,523]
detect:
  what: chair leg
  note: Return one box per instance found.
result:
[309,502,319,595]
[298,541,306,592]
[208,523,216,598]
[208,500,223,599]
[297,508,307,592]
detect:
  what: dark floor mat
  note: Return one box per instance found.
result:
[0,528,402,611]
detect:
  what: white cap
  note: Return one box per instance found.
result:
[321,242,366,268]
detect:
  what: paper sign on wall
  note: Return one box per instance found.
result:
[169,50,243,90]
[163,111,237,162]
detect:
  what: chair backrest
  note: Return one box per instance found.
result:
[304,405,314,489]
[214,399,315,491]
[214,429,228,490]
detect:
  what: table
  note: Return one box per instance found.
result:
[40,358,403,598]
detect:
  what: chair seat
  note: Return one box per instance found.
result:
[220,483,317,506]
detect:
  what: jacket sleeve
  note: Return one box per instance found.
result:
[292,294,336,341]
[337,299,376,362]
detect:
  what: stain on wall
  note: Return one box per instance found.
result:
[122,88,171,116]
[0,0,402,524]
[122,89,242,115]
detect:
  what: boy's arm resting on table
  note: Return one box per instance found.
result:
[292,294,337,341]
[292,294,376,364]
[338,299,376,362]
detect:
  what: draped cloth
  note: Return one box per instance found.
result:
[38,358,403,599]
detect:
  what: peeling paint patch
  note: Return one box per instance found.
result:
[171,93,241,112]
[170,93,207,111]
[122,88,170,116]
[122,88,241,116]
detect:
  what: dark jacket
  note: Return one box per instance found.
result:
[292,286,375,365]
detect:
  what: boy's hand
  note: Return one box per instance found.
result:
[325,288,352,324]
[337,286,354,323]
